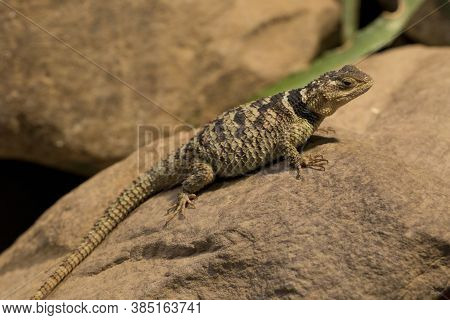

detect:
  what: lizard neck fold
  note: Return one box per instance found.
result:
[286,89,323,128]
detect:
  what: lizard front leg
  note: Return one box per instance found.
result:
[279,138,328,179]
[165,162,215,227]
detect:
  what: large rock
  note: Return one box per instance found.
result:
[0,135,448,299]
[0,0,340,175]
[1,45,449,299]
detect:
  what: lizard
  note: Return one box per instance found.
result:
[31,64,373,300]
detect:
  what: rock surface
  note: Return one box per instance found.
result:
[0,0,340,175]
[0,45,449,300]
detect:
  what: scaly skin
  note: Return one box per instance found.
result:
[32,65,373,299]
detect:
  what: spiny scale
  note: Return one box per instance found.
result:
[190,90,320,177]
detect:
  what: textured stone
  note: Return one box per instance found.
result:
[0,0,340,174]
[1,135,448,299]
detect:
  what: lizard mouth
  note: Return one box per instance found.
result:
[365,76,374,88]
[359,80,374,94]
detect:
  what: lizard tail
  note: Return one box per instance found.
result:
[31,162,178,300]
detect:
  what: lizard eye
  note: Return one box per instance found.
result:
[340,78,354,88]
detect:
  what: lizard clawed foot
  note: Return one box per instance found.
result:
[301,154,329,171]
[164,193,197,227]
[295,154,329,178]
[316,126,335,135]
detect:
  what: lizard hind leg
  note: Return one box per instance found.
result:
[164,162,215,227]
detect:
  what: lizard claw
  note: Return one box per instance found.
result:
[186,202,196,209]
[316,126,336,135]
[295,154,329,178]
[164,193,197,227]
[302,154,328,171]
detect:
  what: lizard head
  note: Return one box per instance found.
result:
[301,65,373,117]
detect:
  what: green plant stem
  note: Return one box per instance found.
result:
[342,0,360,43]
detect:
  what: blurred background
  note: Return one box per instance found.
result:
[0,0,449,252]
